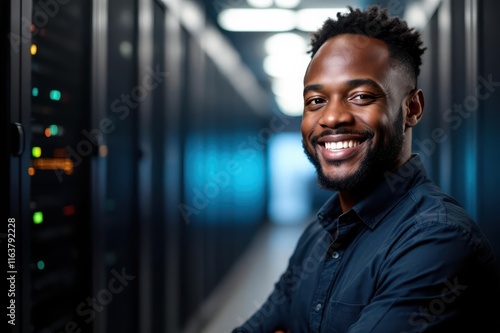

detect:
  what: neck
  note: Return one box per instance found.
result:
[337,153,415,213]
[338,192,358,212]
[337,183,375,212]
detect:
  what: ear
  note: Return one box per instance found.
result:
[404,89,424,128]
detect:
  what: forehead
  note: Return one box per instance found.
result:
[305,34,393,85]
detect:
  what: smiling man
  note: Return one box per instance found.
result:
[232,5,500,333]
[301,31,414,212]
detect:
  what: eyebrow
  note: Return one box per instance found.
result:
[346,78,385,92]
[303,84,323,96]
[303,78,386,96]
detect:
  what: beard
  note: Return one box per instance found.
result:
[302,109,404,193]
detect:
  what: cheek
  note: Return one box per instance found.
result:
[371,114,396,143]
[301,113,318,135]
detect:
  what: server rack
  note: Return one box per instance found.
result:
[6,0,94,332]
[5,0,271,332]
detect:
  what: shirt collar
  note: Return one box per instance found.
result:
[317,154,428,231]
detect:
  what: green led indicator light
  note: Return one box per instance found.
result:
[32,146,42,158]
[49,124,58,136]
[33,211,43,224]
[32,87,39,97]
[49,90,61,101]
[37,260,45,270]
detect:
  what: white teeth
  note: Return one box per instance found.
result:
[325,140,359,150]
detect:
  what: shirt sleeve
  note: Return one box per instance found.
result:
[347,222,500,333]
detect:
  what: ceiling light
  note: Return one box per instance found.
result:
[275,95,303,117]
[404,3,427,30]
[263,54,310,78]
[264,32,308,55]
[402,0,441,30]
[271,78,303,98]
[247,0,273,8]
[296,8,349,31]
[218,8,296,31]
[272,78,304,116]
[275,0,301,8]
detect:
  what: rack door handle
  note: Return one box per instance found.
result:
[10,122,25,156]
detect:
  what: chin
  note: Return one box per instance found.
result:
[316,156,385,193]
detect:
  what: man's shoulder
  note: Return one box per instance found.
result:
[395,181,496,260]
[406,180,473,225]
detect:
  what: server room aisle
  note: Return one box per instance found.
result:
[200,221,309,333]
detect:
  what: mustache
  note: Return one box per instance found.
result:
[311,128,374,145]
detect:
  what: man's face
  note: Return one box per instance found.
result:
[301,34,411,193]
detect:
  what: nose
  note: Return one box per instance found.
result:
[318,98,354,128]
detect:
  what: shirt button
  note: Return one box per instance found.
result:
[332,251,340,259]
[315,303,322,312]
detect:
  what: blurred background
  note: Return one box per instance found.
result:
[3,0,500,332]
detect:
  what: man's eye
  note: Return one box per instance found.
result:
[349,94,378,104]
[307,98,324,105]
[352,94,373,100]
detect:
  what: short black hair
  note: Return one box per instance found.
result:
[309,5,426,84]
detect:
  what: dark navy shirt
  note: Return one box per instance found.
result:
[233,154,500,333]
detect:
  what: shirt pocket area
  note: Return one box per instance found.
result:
[327,300,365,333]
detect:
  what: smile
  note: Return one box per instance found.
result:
[324,140,360,150]
[317,135,367,162]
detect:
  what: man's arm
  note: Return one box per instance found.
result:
[347,222,500,332]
